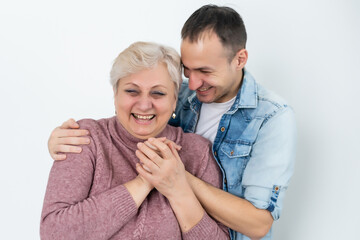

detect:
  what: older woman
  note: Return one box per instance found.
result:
[40,42,229,239]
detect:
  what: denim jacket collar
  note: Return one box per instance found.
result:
[187,69,258,114]
[236,70,258,109]
[187,92,201,114]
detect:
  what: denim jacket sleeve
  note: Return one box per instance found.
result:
[242,106,297,220]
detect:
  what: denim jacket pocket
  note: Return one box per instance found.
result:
[219,143,252,196]
[221,143,251,158]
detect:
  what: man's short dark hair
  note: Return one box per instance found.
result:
[181,5,247,60]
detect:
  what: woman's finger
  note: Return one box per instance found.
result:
[163,139,182,151]
[135,149,160,173]
[169,143,182,162]
[157,137,182,151]
[137,142,163,166]
[147,138,174,160]
[136,163,155,183]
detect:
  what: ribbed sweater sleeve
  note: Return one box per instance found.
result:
[182,138,229,239]
[40,134,138,240]
[182,213,229,240]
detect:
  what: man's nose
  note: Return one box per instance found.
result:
[188,72,202,91]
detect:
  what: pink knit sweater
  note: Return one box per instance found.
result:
[40,116,229,240]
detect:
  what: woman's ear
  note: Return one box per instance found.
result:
[113,87,118,112]
[173,101,177,112]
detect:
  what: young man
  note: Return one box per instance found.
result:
[48,5,296,240]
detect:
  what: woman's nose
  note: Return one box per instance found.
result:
[136,96,153,111]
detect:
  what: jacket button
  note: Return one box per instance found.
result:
[220,127,225,132]
[224,178,227,184]
[230,150,234,155]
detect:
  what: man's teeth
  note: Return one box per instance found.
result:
[198,87,210,91]
[133,114,155,120]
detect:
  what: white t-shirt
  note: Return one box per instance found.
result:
[195,96,236,143]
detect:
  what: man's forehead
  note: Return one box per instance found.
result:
[181,31,226,55]
[180,40,229,65]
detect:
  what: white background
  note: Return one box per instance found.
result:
[1,0,359,239]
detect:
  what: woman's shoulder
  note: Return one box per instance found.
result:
[77,116,116,141]
[77,116,114,130]
[182,132,211,149]
[169,126,213,173]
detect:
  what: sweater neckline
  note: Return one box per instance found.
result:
[109,116,177,151]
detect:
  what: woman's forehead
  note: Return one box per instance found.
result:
[119,65,174,89]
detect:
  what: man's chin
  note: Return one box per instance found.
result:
[196,94,215,103]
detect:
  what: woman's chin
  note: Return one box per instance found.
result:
[129,127,156,139]
[129,125,167,140]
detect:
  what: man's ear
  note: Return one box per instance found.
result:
[233,49,248,70]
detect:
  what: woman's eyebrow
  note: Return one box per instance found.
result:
[151,85,168,90]
[123,82,138,87]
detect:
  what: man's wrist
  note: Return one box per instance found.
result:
[185,171,198,190]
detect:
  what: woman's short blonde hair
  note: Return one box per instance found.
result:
[110,42,182,97]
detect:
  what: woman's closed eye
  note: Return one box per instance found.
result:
[151,91,166,97]
[124,89,139,95]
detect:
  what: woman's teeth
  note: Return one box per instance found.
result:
[132,114,155,120]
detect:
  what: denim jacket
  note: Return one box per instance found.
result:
[169,70,296,240]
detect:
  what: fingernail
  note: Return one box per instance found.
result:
[148,138,154,142]
[137,142,143,147]
[86,138,90,143]
[76,148,82,153]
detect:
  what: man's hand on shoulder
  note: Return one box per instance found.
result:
[48,118,90,161]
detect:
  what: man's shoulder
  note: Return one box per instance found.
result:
[241,80,293,122]
[257,84,289,108]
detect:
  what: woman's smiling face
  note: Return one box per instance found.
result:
[114,63,177,139]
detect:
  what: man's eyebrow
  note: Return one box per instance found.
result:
[181,63,213,72]
[196,67,213,71]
